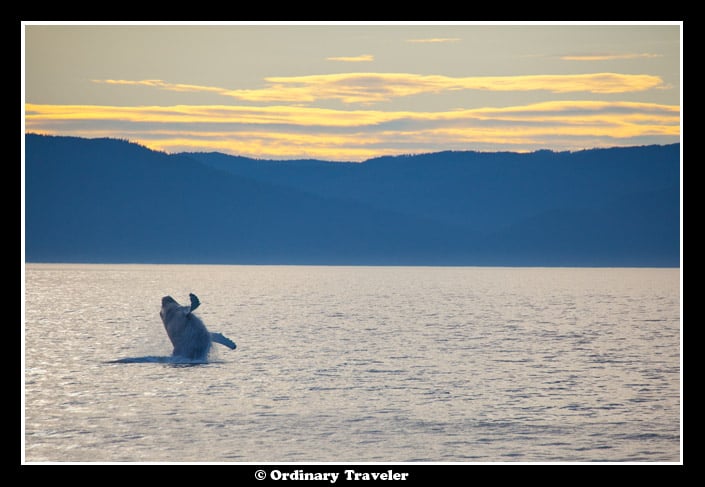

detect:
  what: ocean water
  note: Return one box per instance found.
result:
[23,264,681,462]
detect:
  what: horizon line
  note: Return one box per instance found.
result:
[24,132,680,164]
[23,260,681,270]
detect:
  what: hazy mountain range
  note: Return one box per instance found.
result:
[25,134,680,266]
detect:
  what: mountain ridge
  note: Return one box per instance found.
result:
[24,134,680,266]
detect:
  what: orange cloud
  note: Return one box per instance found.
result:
[94,79,230,95]
[326,54,374,62]
[25,100,680,161]
[93,72,666,105]
[25,103,400,127]
[27,101,678,128]
[561,53,663,61]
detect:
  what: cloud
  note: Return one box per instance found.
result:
[406,38,461,43]
[561,53,663,61]
[25,100,680,161]
[326,54,374,62]
[27,101,679,129]
[94,72,668,105]
[94,79,231,95]
[220,72,668,103]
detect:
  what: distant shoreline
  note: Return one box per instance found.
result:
[23,261,681,270]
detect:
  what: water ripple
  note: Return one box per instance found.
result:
[24,264,680,462]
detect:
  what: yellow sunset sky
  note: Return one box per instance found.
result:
[23,22,681,161]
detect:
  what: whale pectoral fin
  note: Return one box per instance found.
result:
[188,293,201,313]
[211,332,236,350]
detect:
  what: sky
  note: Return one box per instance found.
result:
[23,22,681,161]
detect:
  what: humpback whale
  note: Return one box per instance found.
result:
[159,293,236,360]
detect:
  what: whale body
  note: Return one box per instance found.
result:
[159,294,236,360]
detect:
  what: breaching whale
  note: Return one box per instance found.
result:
[159,293,236,360]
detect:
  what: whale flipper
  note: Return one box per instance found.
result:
[188,293,200,314]
[211,332,237,350]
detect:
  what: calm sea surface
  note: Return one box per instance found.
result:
[23,264,680,462]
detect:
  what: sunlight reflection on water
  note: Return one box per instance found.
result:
[24,264,680,462]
